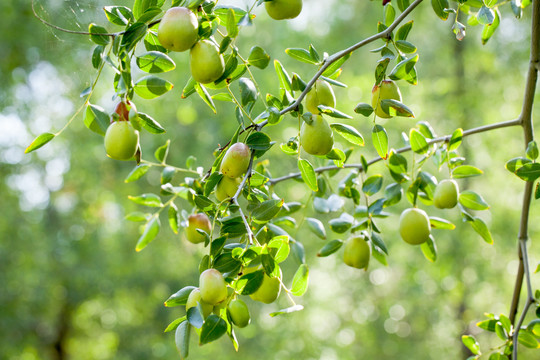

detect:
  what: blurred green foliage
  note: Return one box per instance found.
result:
[1,0,539,359]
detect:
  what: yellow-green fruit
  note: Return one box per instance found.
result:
[220,143,251,178]
[399,208,431,245]
[186,288,213,318]
[104,121,139,160]
[158,7,198,52]
[227,299,251,328]
[189,40,225,84]
[433,179,459,209]
[199,269,228,305]
[300,115,334,156]
[215,176,241,202]
[265,0,303,20]
[343,235,371,270]
[305,80,336,114]
[371,79,402,118]
[250,272,281,304]
[185,213,212,244]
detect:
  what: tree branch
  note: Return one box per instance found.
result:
[256,0,424,130]
[268,118,521,185]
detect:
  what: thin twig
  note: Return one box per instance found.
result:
[268,118,521,185]
[231,153,257,244]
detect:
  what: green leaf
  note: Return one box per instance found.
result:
[291,264,309,296]
[155,139,170,163]
[195,83,217,114]
[25,133,55,154]
[396,20,414,41]
[410,129,429,154]
[330,123,365,146]
[238,77,258,106]
[372,125,389,160]
[121,22,148,52]
[168,203,179,234]
[103,6,134,25]
[518,330,540,348]
[84,104,110,135]
[125,211,149,222]
[199,315,227,345]
[448,128,463,151]
[246,132,272,151]
[354,103,374,117]
[516,163,540,181]
[269,305,304,317]
[164,316,186,332]
[125,164,151,183]
[459,190,490,210]
[134,75,174,99]
[329,214,353,233]
[506,157,532,173]
[236,270,264,295]
[462,335,481,355]
[226,8,239,37]
[298,159,318,192]
[306,218,326,239]
[470,217,493,244]
[431,0,450,20]
[317,239,343,257]
[136,51,176,73]
[384,3,396,26]
[421,236,437,262]
[252,199,284,222]
[395,40,417,53]
[88,23,110,45]
[187,307,204,329]
[165,286,196,307]
[318,105,353,119]
[388,54,419,81]
[478,5,495,25]
[135,217,160,251]
[285,48,319,64]
[371,232,388,254]
[380,99,415,117]
[527,141,539,160]
[274,60,292,92]
[129,193,163,207]
[452,165,483,179]
[481,8,500,45]
[268,236,290,263]
[429,217,456,230]
[248,46,270,69]
[175,321,190,359]
[362,175,383,196]
[322,53,351,77]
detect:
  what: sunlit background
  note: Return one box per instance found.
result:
[1,0,539,359]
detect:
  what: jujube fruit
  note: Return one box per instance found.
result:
[343,235,371,270]
[300,115,334,156]
[220,143,251,178]
[199,269,228,305]
[250,271,281,304]
[265,0,303,20]
[104,121,139,160]
[399,208,431,245]
[190,40,225,84]
[305,80,336,114]
[185,213,212,244]
[371,79,402,118]
[215,176,241,202]
[433,179,459,209]
[186,288,213,318]
[227,298,251,328]
[158,7,198,52]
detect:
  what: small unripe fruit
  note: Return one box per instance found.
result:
[250,272,281,304]
[343,235,371,270]
[433,179,459,209]
[190,40,225,84]
[199,269,228,305]
[300,115,334,156]
[371,80,402,118]
[227,299,251,328]
[158,7,198,52]
[220,143,251,178]
[305,80,336,114]
[186,288,213,318]
[104,121,139,160]
[215,176,241,202]
[399,208,431,245]
[265,0,303,20]
[185,213,212,244]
